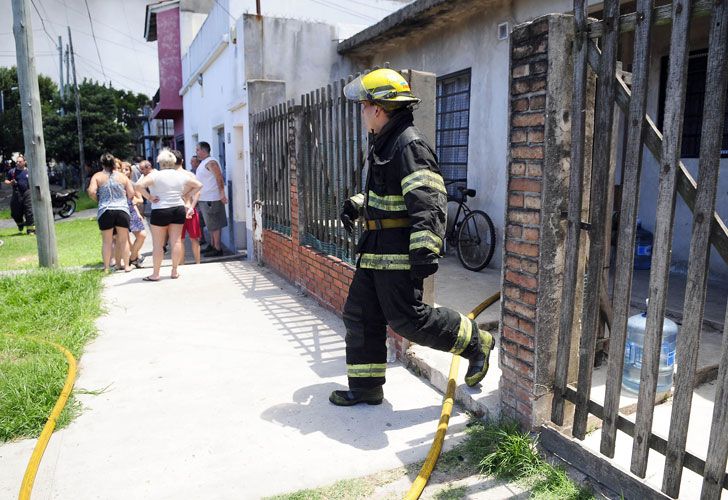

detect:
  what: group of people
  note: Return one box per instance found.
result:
[86,142,228,280]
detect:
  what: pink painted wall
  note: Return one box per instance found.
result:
[156,7,183,112]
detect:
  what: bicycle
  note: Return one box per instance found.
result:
[443,179,496,272]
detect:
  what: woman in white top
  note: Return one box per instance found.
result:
[135,149,202,281]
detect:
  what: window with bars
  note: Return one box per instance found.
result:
[436,69,472,197]
[658,49,728,158]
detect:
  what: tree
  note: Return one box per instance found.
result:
[0,67,150,167]
[0,66,56,161]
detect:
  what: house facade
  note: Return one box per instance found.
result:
[144,0,213,153]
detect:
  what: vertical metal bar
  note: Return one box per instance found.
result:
[313,89,321,243]
[600,0,655,458]
[664,1,728,495]
[631,0,693,478]
[346,76,356,260]
[338,78,347,258]
[572,0,620,440]
[332,80,342,255]
[327,83,335,250]
[323,83,331,247]
[551,0,590,426]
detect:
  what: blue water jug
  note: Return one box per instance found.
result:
[622,306,678,394]
[634,220,653,270]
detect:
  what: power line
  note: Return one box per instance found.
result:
[30,0,58,48]
[83,0,107,80]
[306,0,378,22]
[74,52,157,90]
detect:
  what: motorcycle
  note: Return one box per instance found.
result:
[51,189,78,218]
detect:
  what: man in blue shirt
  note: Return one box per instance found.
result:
[3,153,35,234]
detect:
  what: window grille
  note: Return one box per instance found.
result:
[436,69,471,197]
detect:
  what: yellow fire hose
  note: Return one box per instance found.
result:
[403,291,501,500]
[4,335,78,500]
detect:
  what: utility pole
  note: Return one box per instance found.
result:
[58,35,64,115]
[65,44,70,97]
[68,26,85,189]
[12,0,58,267]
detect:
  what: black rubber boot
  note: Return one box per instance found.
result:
[329,386,384,406]
[462,324,495,387]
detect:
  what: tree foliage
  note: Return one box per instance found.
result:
[0,66,150,165]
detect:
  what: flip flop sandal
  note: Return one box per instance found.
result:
[142,276,160,282]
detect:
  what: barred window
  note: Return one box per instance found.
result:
[436,69,471,197]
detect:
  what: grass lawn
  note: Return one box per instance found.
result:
[0,191,97,220]
[0,269,103,441]
[0,217,102,271]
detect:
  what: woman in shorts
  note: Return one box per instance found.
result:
[88,153,135,273]
[135,149,202,281]
[120,161,147,268]
[172,150,202,265]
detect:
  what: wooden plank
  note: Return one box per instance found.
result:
[664,1,728,495]
[631,0,693,479]
[324,84,333,246]
[540,424,672,500]
[551,0,589,427]
[588,0,713,38]
[572,0,620,441]
[338,78,347,256]
[347,75,357,260]
[702,304,728,499]
[561,386,728,489]
[304,93,313,239]
[600,0,655,459]
[589,45,728,266]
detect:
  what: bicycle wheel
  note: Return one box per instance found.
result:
[445,200,462,253]
[456,210,495,271]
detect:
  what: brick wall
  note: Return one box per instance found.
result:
[501,15,573,429]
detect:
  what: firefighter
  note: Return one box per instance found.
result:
[329,68,495,406]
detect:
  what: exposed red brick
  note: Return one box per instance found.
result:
[510,162,526,176]
[505,269,538,290]
[526,163,543,177]
[511,129,527,143]
[513,98,529,112]
[508,210,540,226]
[505,299,536,320]
[524,195,542,210]
[530,95,546,110]
[510,178,542,193]
[512,113,545,128]
[509,194,524,209]
[511,145,544,160]
[523,227,540,241]
[512,64,530,78]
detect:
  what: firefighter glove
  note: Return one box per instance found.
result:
[411,262,438,280]
[340,200,358,234]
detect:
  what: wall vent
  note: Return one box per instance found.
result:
[498,22,509,40]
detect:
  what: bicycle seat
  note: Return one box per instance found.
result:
[457,186,476,198]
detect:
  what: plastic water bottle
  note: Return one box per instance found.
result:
[633,220,653,270]
[622,304,678,394]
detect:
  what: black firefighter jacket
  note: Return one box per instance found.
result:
[349,109,447,271]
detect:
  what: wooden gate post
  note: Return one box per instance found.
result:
[501,14,579,429]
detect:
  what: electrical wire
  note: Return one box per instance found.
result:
[83,0,107,81]
[30,0,58,48]
[306,0,378,22]
[74,52,157,91]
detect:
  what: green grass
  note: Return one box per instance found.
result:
[470,420,594,500]
[0,217,102,271]
[75,191,98,212]
[0,207,9,220]
[0,269,104,441]
[269,419,594,500]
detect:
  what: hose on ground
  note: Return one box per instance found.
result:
[403,291,501,500]
[2,334,78,500]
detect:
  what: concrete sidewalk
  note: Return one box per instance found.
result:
[0,260,506,499]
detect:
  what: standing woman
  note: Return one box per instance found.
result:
[120,161,147,268]
[135,149,202,281]
[88,153,135,273]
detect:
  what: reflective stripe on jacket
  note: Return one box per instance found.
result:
[347,109,447,271]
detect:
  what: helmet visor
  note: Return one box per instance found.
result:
[343,76,369,102]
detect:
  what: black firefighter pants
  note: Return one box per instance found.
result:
[10,189,33,230]
[343,267,477,390]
